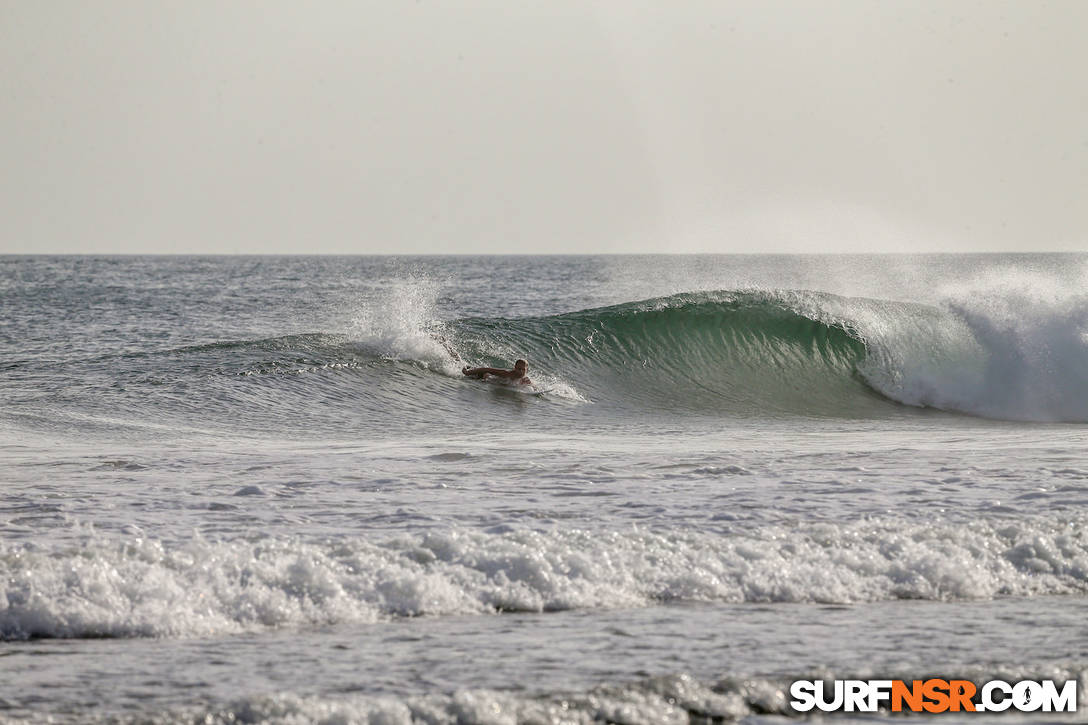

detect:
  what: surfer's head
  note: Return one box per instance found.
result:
[514,359,529,375]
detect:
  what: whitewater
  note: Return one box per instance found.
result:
[2,254,1087,723]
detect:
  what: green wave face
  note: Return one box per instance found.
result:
[452,291,899,418]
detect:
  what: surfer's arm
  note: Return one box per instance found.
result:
[462,366,505,379]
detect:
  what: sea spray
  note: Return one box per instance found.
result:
[345,275,463,376]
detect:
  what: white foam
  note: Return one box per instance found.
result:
[3,516,1088,640]
[526,376,590,403]
[936,284,1088,422]
[819,276,1088,422]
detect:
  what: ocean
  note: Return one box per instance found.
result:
[2,254,1087,723]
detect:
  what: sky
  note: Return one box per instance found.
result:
[1,1,1086,254]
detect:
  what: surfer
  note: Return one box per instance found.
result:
[462,359,532,385]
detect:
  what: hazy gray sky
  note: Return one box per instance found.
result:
[2,1,1086,254]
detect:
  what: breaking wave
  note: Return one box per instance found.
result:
[3,516,1087,640]
[14,288,1088,432]
[451,288,1088,422]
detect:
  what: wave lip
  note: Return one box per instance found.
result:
[3,516,1087,640]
